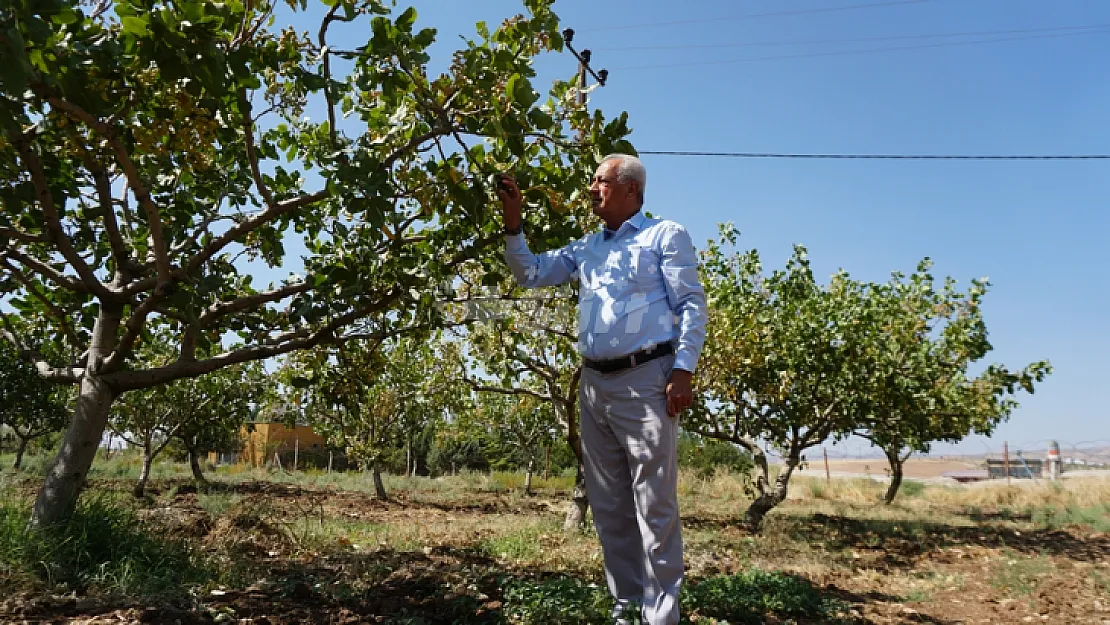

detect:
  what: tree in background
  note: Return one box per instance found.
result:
[445,284,587,526]
[0,340,69,470]
[0,0,631,524]
[855,263,1050,504]
[676,432,753,481]
[286,333,455,500]
[690,226,889,530]
[110,339,265,496]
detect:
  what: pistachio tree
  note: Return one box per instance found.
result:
[445,282,588,526]
[855,264,1050,503]
[284,333,453,499]
[0,339,69,469]
[0,0,630,524]
[110,342,264,496]
[689,226,876,530]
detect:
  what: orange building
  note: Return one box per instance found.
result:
[240,422,327,468]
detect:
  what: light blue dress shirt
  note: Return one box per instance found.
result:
[504,211,708,373]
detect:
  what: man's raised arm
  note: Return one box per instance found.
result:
[497,175,577,289]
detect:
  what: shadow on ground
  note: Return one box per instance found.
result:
[790,512,1110,567]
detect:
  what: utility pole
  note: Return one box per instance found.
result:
[562,29,608,143]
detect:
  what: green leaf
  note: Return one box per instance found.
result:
[121,16,151,36]
[527,109,554,130]
[52,8,80,25]
[396,7,417,31]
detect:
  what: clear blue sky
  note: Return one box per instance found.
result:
[290,0,1110,456]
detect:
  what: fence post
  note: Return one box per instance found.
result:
[1003,441,1011,485]
[823,447,831,482]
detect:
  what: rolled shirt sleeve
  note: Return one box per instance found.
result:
[659,224,708,373]
[504,233,578,288]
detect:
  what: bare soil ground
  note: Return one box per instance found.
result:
[2,473,1109,624]
[794,458,982,480]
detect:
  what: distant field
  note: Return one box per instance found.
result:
[794,457,981,479]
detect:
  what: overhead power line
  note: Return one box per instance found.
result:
[614,28,1110,70]
[638,151,1110,160]
[583,0,928,32]
[596,23,1110,52]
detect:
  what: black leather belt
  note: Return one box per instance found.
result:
[584,342,674,374]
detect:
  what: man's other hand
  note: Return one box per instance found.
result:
[666,369,693,417]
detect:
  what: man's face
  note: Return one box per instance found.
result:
[589,161,639,223]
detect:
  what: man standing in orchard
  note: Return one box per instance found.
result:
[498,154,708,625]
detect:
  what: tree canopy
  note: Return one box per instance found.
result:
[0,0,632,524]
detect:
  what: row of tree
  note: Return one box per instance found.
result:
[0,0,1048,531]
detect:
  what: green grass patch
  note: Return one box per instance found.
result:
[502,576,615,624]
[480,522,556,561]
[684,569,848,624]
[899,480,926,497]
[1029,503,1110,532]
[989,553,1053,597]
[196,492,242,519]
[500,569,847,624]
[0,491,211,596]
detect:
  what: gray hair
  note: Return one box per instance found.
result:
[600,153,647,203]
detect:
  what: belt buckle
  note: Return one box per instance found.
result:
[629,353,638,368]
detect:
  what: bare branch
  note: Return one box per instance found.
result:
[100,293,164,372]
[88,159,132,280]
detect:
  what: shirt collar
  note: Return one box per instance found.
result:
[601,210,646,239]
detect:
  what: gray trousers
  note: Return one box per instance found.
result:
[580,353,682,625]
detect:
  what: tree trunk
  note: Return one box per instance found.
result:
[31,374,116,525]
[883,447,908,505]
[406,435,413,478]
[134,443,154,498]
[32,305,122,527]
[743,452,799,532]
[557,391,590,532]
[187,444,208,487]
[563,464,589,531]
[372,460,388,500]
[13,436,28,470]
[524,457,534,495]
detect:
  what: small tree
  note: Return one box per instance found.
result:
[286,333,453,499]
[0,340,68,469]
[855,263,1050,503]
[689,226,876,530]
[111,341,264,496]
[446,284,586,525]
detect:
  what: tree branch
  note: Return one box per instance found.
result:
[238,89,275,209]
[0,227,48,245]
[0,258,83,348]
[0,315,82,383]
[107,289,403,391]
[12,134,114,299]
[2,247,87,293]
[44,95,173,290]
[186,190,329,274]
